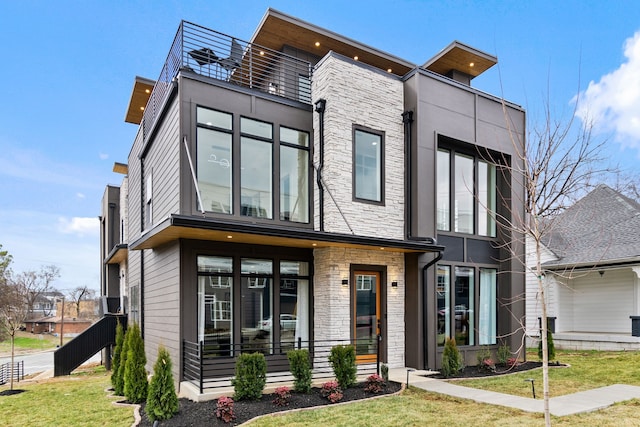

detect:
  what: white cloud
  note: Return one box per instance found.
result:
[57,216,99,236]
[77,192,86,199]
[575,31,640,154]
[99,152,109,160]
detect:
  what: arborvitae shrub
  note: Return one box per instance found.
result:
[123,323,148,403]
[538,330,556,361]
[328,345,357,389]
[113,321,130,396]
[232,352,266,400]
[381,363,389,382]
[111,319,125,395]
[287,349,312,393]
[497,342,511,365]
[441,337,462,378]
[146,345,179,421]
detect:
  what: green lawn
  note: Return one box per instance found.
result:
[1,350,640,426]
[454,350,640,398]
[0,367,133,427]
[0,331,71,356]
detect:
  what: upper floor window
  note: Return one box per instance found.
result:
[241,118,273,219]
[195,106,311,224]
[437,146,497,237]
[197,108,233,214]
[353,127,384,203]
[280,127,309,223]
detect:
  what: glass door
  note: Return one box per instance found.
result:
[353,271,380,363]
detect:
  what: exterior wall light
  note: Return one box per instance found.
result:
[341,279,349,286]
[391,281,398,287]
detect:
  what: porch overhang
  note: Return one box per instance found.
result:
[105,243,128,265]
[129,214,443,253]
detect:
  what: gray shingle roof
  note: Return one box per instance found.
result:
[542,184,640,268]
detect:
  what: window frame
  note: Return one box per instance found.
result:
[436,263,497,347]
[352,125,385,205]
[436,139,499,237]
[194,105,312,226]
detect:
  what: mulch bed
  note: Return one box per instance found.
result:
[138,381,403,426]
[429,361,551,380]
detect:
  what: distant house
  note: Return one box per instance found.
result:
[98,8,527,398]
[28,291,64,320]
[24,316,93,337]
[526,184,640,350]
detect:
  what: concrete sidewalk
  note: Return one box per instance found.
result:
[388,368,640,417]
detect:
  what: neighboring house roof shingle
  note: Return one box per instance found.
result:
[542,184,640,268]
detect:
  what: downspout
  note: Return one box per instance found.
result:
[422,250,443,369]
[315,99,326,232]
[402,111,414,239]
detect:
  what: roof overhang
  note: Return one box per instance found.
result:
[423,41,497,79]
[250,8,415,77]
[124,76,155,124]
[129,214,442,254]
[544,257,640,272]
[105,243,128,265]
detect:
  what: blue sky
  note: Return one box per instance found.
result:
[1,0,639,292]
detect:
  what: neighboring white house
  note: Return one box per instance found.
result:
[526,184,640,350]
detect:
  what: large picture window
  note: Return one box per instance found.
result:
[437,144,497,237]
[354,127,383,203]
[195,107,311,224]
[438,265,485,347]
[197,254,310,357]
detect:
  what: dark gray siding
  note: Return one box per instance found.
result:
[404,70,526,370]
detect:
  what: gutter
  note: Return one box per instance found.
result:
[315,99,326,232]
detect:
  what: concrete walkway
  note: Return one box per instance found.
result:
[388,368,640,417]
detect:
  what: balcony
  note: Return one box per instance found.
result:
[143,21,313,141]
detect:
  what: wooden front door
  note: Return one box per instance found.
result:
[353,271,381,363]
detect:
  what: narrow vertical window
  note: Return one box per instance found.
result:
[197,256,233,356]
[280,127,309,223]
[478,161,496,237]
[197,107,233,214]
[354,128,383,203]
[279,261,310,351]
[241,118,273,218]
[437,265,451,347]
[436,149,450,231]
[454,153,474,233]
[454,266,474,346]
[241,258,273,354]
[479,268,497,345]
[145,172,152,228]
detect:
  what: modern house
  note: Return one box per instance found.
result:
[526,184,640,350]
[100,9,525,397]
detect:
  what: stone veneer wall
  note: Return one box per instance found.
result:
[312,53,405,240]
[314,247,406,368]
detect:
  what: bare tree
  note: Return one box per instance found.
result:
[0,261,30,391]
[0,244,13,343]
[498,99,611,426]
[16,265,60,320]
[67,285,96,318]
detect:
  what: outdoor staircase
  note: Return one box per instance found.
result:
[53,314,126,376]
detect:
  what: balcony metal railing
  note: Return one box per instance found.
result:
[183,337,380,393]
[143,21,313,141]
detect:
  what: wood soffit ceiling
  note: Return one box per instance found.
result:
[125,76,155,124]
[251,11,415,76]
[423,41,497,78]
[132,224,430,254]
